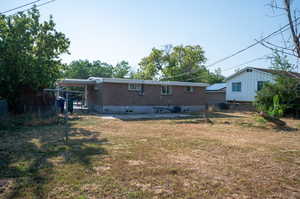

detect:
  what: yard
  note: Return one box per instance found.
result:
[0,111,300,199]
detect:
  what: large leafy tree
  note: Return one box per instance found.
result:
[113,61,131,78]
[64,60,131,79]
[64,60,92,79]
[0,8,70,108]
[134,45,224,83]
[64,60,113,79]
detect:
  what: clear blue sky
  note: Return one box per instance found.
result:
[2,0,299,76]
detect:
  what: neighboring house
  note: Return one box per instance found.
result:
[226,67,300,102]
[205,83,226,104]
[59,77,209,113]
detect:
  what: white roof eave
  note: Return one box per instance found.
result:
[99,78,209,87]
[59,79,97,85]
[62,77,209,87]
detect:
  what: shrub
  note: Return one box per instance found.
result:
[254,53,300,118]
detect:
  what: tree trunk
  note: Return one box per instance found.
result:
[260,111,286,127]
[284,0,300,58]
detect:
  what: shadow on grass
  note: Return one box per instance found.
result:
[0,116,108,198]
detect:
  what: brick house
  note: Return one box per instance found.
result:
[59,77,210,113]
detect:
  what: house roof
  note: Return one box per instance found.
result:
[253,68,300,79]
[226,67,300,80]
[205,83,226,91]
[59,77,209,87]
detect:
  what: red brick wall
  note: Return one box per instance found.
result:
[100,83,207,106]
[87,85,102,108]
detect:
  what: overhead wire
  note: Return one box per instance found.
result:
[9,0,56,16]
[165,17,300,80]
[0,0,41,15]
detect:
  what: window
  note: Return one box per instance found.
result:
[161,85,172,95]
[257,81,266,91]
[232,82,241,92]
[128,83,141,91]
[185,86,195,93]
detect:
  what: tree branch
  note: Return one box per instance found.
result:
[258,40,299,57]
[264,40,295,52]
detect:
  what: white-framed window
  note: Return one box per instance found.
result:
[128,83,142,91]
[185,86,195,93]
[161,85,172,95]
[232,82,241,92]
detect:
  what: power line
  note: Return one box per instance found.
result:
[165,17,300,81]
[182,55,271,82]
[9,0,56,16]
[0,0,41,15]
[221,54,271,72]
[205,22,298,68]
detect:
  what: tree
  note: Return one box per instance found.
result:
[283,0,300,58]
[134,45,223,83]
[263,0,300,58]
[162,45,208,82]
[134,48,164,80]
[64,59,131,79]
[0,7,70,109]
[113,61,131,78]
[207,68,225,84]
[64,60,93,79]
[254,53,300,117]
[90,60,114,78]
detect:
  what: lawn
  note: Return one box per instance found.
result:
[0,111,300,199]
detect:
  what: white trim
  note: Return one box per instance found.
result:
[88,77,209,87]
[59,79,97,85]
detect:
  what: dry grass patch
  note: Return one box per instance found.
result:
[1,112,300,198]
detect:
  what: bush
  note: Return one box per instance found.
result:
[254,75,300,117]
[254,72,300,118]
[254,53,300,118]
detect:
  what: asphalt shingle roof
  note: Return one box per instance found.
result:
[253,68,300,79]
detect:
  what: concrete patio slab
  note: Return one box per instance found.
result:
[97,113,193,120]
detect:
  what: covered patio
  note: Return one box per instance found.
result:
[58,79,99,111]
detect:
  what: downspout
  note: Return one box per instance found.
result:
[84,85,88,107]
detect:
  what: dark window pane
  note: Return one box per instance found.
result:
[257,81,265,91]
[232,82,241,92]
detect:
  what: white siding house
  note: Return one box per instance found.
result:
[226,67,275,102]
